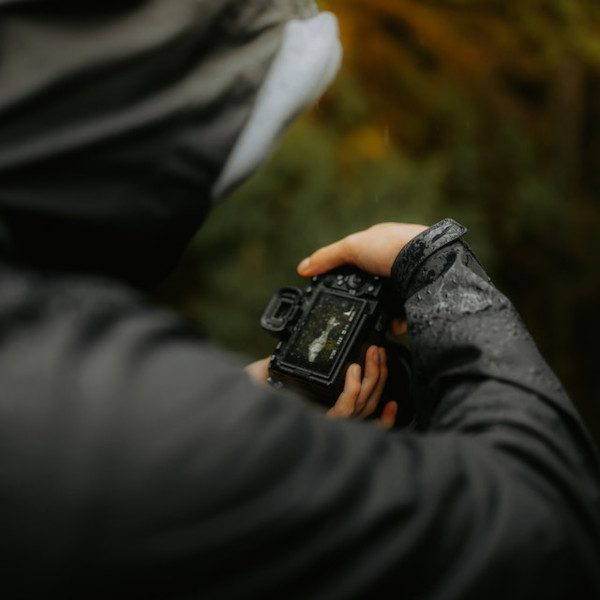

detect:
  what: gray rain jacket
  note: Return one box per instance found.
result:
[0,1,599,598]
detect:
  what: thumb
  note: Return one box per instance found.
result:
[297,238,352,277]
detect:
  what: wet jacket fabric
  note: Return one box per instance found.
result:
[2,218,599,598]
[1,2,600,599]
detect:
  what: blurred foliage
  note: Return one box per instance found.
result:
[156,0,600,441]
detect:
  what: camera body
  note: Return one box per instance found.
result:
[261,267,411,410]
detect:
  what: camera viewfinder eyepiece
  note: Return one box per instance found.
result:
[260,287,302,339]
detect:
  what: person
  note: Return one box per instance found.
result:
[0,1,599,598]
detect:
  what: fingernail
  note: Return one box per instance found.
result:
[352,364,361,379]
[298,258,311,273]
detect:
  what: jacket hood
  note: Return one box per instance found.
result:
[0,0,340,287]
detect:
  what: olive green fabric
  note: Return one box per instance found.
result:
[0,0,317,286]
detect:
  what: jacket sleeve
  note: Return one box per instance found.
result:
[9,223,600,599]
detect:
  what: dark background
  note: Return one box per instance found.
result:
[156,0,600,445]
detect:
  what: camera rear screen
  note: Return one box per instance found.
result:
[283,292,364,377]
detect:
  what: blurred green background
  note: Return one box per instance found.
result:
[156,0,600,443]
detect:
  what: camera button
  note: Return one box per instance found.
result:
[347,274,363,289]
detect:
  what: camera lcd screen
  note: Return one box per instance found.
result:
[282,292,364,377]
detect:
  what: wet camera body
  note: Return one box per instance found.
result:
[261,267,400,407]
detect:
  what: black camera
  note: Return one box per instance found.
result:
[261,267,412,417]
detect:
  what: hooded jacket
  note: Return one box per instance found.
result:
[0,0,339,286]
[0,2,599,599]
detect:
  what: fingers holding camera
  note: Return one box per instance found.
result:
[244,357,271,388]
[297,237,352,277]
[326,346,379,419]
[249,350,397,428]
[354,345,383,414]
[359,347,388,418]
[391,318,408,337]
[297,223,428,278]
[327,363,363,419]
[327,346,394,427]
[378,401,399,430]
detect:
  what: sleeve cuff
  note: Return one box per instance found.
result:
[391,218,468,300]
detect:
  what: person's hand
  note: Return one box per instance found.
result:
[245,346,398,429]
[297,222,428,278]
[327,345,398,430]
[290,223,425,423]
